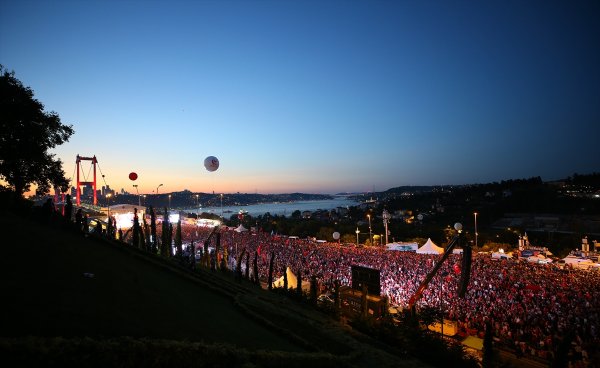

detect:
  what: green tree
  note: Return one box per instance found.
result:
[0,66,74,195]
[316,227,335,241]
[341,233,355,244]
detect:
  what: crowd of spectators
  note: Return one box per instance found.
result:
[45,204,597,367]
[174,223,598,366]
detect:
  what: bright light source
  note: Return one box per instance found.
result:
[169,213,180,223]
[115,213,134,229]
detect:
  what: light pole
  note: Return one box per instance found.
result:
[195,194,199,214]
[355,227,360,245]
[474,212,478,248]
[367,214,372,246]
[106,193,112,219]
[156,183,163,195]
[382,209,391,245]
[220,193,223,219]
[133,185,140,207]
[168,194,172,210]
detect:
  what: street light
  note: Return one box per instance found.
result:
[382,209,391,245]
[474,212,478,248]
[133,184,140,207]
[168,194,172,210]
[355,227,360,245]
[195,194,199,214]
[220,193,223,218]
[367,214,372,246]
[156,183,163,195]
[106,193,112,219]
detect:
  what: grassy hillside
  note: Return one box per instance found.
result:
[0,209,430,368]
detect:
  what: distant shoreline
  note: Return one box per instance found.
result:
[186,197,359,217]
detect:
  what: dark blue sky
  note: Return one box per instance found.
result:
[1,0,599,194]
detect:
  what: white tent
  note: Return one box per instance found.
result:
[417,238,444,255]
[234,224,248,233]
[272,267,311,290]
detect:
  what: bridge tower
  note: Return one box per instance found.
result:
[75,155,98,206]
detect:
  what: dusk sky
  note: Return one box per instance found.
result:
[2,0,599,195]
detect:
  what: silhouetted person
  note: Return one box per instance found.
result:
[63,194,73,223]
[82,214,88,234]
[41,198,54,224]
[75,209,82,232]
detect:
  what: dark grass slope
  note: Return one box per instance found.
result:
[0,209,430,367]
[0,212,300,351]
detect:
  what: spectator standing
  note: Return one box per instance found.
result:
[63,194,73,223]
[75,209,82,232]
[41,198,54,223]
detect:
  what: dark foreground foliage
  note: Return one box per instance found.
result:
[0,336,348,368]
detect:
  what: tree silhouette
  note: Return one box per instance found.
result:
[168,223,173,257]
[132,208,140,248]
[0,66,74,195]
[160,208,169,257]
[175,217,182,256]
[150,206,157,253]
[253,251,259,284]
[142,215,150,251]
[297,267,302,297]
[268,251,275,290]
[245,251,250,280]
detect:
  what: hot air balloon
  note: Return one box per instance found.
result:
[129,172,138,181]
[204,156,219,172]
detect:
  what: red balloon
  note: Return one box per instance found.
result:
[129,172,138,181]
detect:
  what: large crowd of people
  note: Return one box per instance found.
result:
[172,223,598,366]
[48,203,596,367]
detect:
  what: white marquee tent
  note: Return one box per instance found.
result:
[417,238,444,255]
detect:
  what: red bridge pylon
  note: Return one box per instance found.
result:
[75,154,98,206]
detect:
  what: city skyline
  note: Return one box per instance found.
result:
[2,1,599,195]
